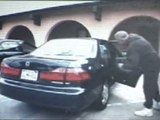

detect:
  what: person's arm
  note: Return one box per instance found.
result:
[120,44,141,74]
[124,50,139,69]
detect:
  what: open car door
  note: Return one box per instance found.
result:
[114,58,142,87]
[108,41,142,87]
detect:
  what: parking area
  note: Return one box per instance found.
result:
[0,75,160,120]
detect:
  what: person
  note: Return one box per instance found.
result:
[114,30,160,117]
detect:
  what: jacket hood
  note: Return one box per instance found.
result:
[128,33,145,42]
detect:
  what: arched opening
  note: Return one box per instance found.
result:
[110,16,160,52]
[47,20,90,40]
[7,25,35,46]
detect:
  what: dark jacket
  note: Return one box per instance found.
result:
[123,33,160,72]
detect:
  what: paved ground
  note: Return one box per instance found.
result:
[0,75,160,120]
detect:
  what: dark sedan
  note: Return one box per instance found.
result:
[0,38,140,112]
[0,39,36,63]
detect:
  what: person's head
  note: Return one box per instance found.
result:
[114,30,129,45]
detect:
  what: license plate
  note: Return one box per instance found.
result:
[21,69,38,81]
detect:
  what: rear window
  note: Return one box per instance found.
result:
[0,41,21,50]
[31,39,97,59]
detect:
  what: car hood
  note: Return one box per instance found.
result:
[3,55,89,70]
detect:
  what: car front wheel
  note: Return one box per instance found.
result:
[92,81,110,110]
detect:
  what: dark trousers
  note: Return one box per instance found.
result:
[143,70,160,109]
[142,54,160,108]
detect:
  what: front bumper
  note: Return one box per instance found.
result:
[0,78,92,112]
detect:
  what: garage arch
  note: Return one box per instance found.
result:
[6,25,35,46]
[109,16,160,52]
[47,20,91,41]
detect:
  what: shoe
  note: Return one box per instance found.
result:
[153,101,160,110]
[134,108,153,117]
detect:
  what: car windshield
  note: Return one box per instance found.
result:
[31,39,97,59]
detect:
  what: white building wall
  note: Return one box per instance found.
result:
[0,5,160,46]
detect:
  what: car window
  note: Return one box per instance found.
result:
[100,44,111,61]
[0,41,20,50]
[31,39,98,59]
[21,43,36,52]
[100,45,108,56]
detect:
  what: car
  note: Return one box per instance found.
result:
[0,38,141,112]
[0,39,36,63]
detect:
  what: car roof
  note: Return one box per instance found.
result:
[0,39,24,43]
[49,37,108,42]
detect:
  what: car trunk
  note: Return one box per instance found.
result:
[1,55,91,86]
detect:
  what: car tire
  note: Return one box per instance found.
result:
[92,81,110,110]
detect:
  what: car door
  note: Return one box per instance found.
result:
[107,41,142,87]
[99,41,112,77]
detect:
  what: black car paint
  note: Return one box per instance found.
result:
[2,53,105,89]
[0,38,125,112]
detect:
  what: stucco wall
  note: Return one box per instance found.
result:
[0,3,160,47]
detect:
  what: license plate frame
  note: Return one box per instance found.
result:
[21,69,38,81]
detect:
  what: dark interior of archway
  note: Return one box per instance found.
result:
[8,27,35,46]
[48,21,90,40]
[138,26,159,52]
[110,17,160,52]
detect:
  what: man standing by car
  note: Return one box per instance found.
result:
[114,30,160,117]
